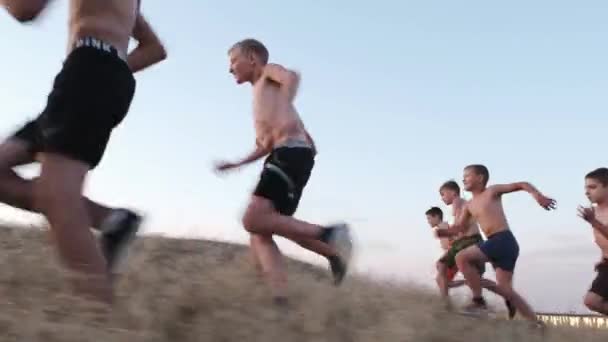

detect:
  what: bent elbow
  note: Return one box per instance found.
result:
[5,1,46,22]
[156,44,167,61]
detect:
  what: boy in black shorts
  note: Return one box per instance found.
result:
[578,168,608,315]
[216,38,353,304]
[2,0,166,303]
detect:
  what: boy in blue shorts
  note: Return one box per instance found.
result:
[437,164,555,326]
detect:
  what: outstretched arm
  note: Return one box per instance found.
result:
[489,182,556,210]
[263,63,300,102]
[215,138,272,173]
[128,13,167,73]
[2,0,51,22]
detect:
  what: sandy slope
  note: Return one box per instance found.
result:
[0,225,606,342]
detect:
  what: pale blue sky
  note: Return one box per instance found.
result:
[0,1,607,313]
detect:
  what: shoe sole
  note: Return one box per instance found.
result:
[106,214,143,274]
[331,223,353,278]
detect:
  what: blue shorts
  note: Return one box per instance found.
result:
[477,229,519,272]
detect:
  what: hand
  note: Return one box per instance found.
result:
[435,228,451,238]
[577,205,596,223]
[535,194,557,210]
[213,160,239,174]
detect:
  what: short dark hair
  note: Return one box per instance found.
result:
[425,207,443,220]
[465,164,490,185]
[229,38,269,65]
[440,180,460,194]
[586,168,608,187]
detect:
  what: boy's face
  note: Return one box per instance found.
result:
[440,189,457,205]
[426,214,441,227]
[463,168,481,191]
[585,177,608,204]
[228,48,255,84]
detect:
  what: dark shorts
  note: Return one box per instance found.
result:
[439,233,486,274]
[11,37,136,168]
[478,229,520,272]
[590,258,608,300]
[253,146,314,216]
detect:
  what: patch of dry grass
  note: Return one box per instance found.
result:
[0,225,605,341]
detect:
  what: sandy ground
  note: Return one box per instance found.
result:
[0,225,606,342]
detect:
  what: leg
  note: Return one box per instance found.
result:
[249,234,264,277]
[584,292,608,315]
[242,197,350,285]
[35,153,111,303]
[584,262,608,315]
[242,196,326,240]
[435,260,450,298]
[0,134,120,229]
[0,129,140,274]
[494,268,536,320]
[479,276,517,319]
[249,234,288,300]
[455,245,488,306]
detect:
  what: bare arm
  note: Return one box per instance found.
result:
[2,0,50,22]
[233,139,272,167]
[437,204,471,237]
[263,63,300,102]
[128,13,167,73]
[489,182,556,210]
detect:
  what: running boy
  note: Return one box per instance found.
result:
[215,38,353,304]
[578,167,608,315]
[438,180,515,318]
[425,206,464,290]
[437,165,555,324]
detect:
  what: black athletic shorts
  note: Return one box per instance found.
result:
[590,258,608,300]
[12,36,136,168]
[253,146,315,216]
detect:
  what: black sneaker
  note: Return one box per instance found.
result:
[99,209,142,274]
[322,223,353,281]
[328,255,347,286]
[505,299,516,319]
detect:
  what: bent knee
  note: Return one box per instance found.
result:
[242,198,274,232]
[584,293,601,310]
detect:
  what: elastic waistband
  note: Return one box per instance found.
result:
[274,138,312,149]
[486,229,512,240]
[72,36,127,61]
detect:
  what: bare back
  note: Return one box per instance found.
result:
[466,188,510,237]
[68,0,139,56]
[252,78,310,149]
[594,208,608,259]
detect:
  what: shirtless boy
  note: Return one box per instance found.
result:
[426,206,465,289]
[2,0,166,303]
[437,165,555,324]
[578,167,608,315]
[437,180,515,318]
[216,38,353,304]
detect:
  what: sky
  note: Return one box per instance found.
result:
[0,0,607,313]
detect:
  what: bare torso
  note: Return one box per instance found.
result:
[67,0,139,57]
[434,222,451,251]
[466,187,510,237]
[252,76,312,150]
[452,197,482,238]
[594,207,608,259]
